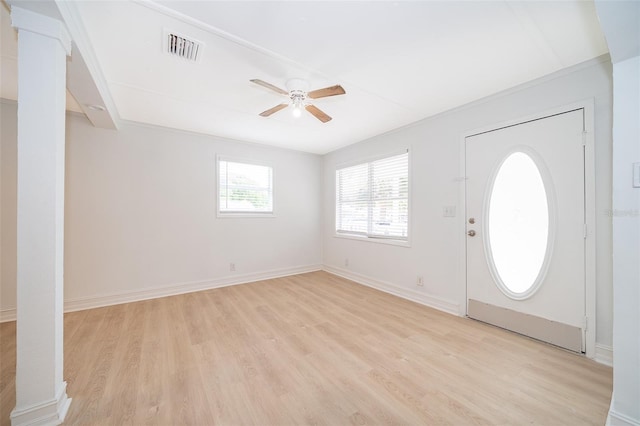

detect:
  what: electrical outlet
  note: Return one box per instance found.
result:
[417,276,424,286]
[229,263,236,272]
[344,258,349,267]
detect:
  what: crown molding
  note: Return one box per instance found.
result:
[9,6,71,55]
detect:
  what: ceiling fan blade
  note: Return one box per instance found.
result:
[305,105,332,123]
[250,79,289,96]
[307,85,346,99]
[259,103,288,117]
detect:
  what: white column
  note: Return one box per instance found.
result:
[10,7,72,426]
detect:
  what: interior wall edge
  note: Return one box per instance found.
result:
[0,263,322,323]
[606,405,640,426]
[322,264,461,317]
[2,263,616,368]
[115,118,325,157]
[595,343,614,367]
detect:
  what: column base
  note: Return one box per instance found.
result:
[10,382,71,426]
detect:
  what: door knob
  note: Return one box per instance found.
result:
[467,230,476,237]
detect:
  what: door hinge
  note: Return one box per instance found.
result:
[584,223,588,239]
[583,316,588,331]
[582,131,587,146]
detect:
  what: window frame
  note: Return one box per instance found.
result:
[335,149,410,246]
[217,155,275,218]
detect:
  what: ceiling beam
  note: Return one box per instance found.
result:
[54,0,119,129]
[6,0,120,129]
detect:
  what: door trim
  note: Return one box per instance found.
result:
[458,99,597,358]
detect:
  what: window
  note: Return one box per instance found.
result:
[336,151,409,241]
[218,157,273,215]
[488,151,550,297]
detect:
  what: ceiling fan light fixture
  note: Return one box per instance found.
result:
[291,95,305,118]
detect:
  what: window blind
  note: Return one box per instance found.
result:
[336,151,409,240]
[219,159,273,214]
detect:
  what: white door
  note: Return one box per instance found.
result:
[465,109,586,352]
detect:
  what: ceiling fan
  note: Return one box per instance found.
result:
[250,78,346,123]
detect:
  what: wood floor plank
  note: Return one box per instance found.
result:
[0,321,16,425]
[0,271,612,425]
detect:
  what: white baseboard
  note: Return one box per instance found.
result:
[10,381,71,426]
[607,411,640,426]
[607,395,640,426]
[0,307,16,323]
[595,343,614,367]
[0,264,322,322]
[322,264,460,316]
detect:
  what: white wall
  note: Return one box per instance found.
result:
[322,57,614,348]
[595,1,640,424]
[608,53,640,426]
[0,101,323,317]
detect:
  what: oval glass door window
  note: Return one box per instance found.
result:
[488,152,549,296]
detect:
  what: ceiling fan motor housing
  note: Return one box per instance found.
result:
[286,78,310,93]
[287,79,309,108]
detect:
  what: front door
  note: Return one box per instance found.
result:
[465,109,586,352]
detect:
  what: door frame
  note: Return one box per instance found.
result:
[458,99,597,358]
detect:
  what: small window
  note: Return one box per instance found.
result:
[487,151,550,297]
[336,151,409,242]
[218,157,273,215]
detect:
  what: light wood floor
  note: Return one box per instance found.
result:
[1,271,612,425]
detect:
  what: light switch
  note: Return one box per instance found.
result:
[633,162,640,188]
[443,206,456,217]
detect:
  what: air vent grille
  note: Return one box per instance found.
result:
[166,32,201,62]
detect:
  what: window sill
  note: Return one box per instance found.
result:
[334,233,411,248]
[217,212,276,218]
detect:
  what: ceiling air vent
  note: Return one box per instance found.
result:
[164,30,203,63]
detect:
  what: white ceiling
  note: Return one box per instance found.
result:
[1,1,609,154]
